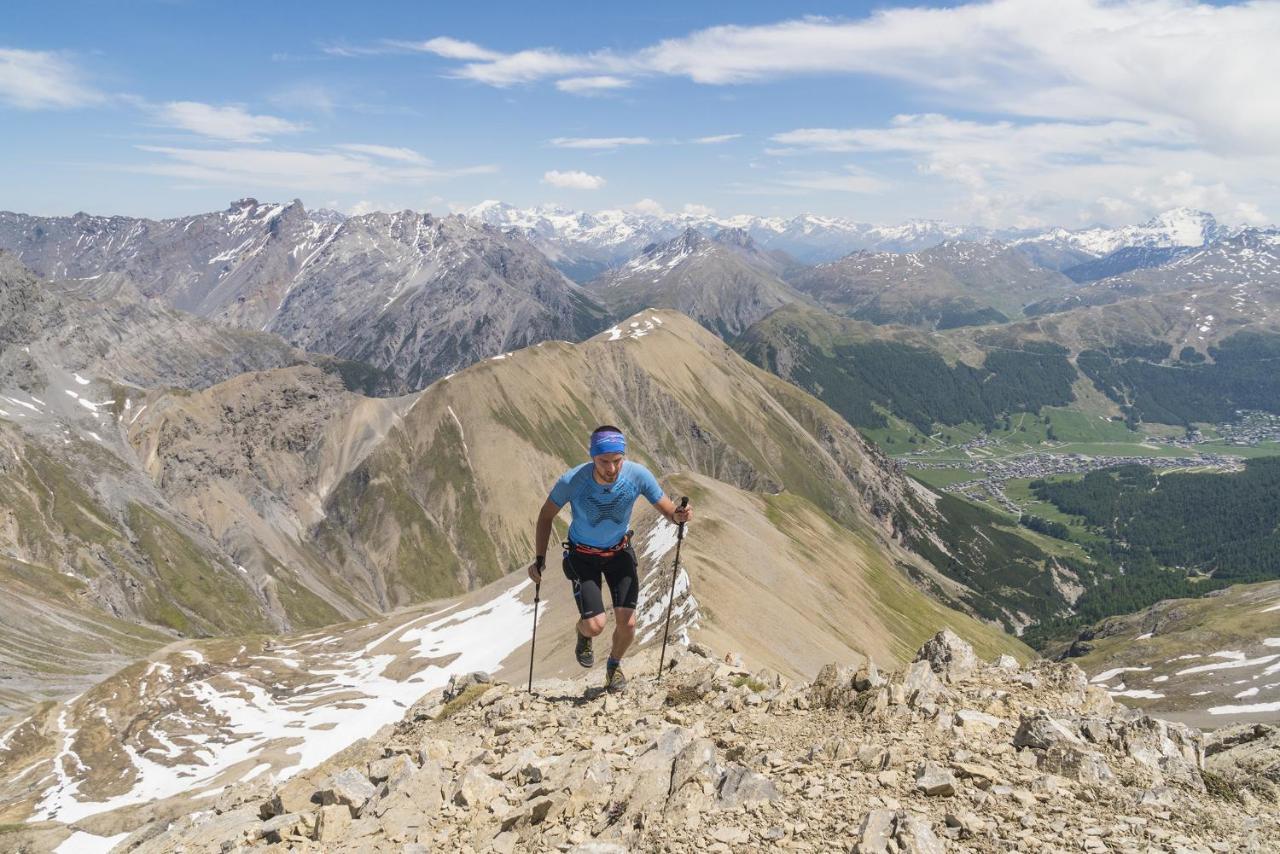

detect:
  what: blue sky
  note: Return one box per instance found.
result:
[3,0,1278,227]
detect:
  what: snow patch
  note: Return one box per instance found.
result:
[1176,654,1279,676]
[1090,666,1150,684]
[1208,701,1280,715]
[54,831,131,854]
[1108,689,1164,700]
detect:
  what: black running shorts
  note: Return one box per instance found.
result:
[562,545,639,619]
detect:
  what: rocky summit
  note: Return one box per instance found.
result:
[59,631,1277,853]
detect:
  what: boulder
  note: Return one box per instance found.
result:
[1116,716,1204,789]
[854,660,885,692]
[915,761,956,796]
[1038,745,1115,784]
[717,764,781,808]
[670,737,721,793]
[316,768,377,816]
[452,766,506,808]
[1013,712,1083,751]
[901,660,945,708]
[316,804,352,844]
[895,811,945,854]
[914,630,978,683]
[853,809,896,854]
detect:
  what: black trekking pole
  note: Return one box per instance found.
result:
[657,496,689,677]
[527,580,541,694]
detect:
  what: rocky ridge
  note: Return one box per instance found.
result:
[73,631,1279,853]
[0,201,607,392]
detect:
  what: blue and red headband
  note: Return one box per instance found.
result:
[589,430,626,457]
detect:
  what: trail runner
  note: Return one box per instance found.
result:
[528,426,693,693]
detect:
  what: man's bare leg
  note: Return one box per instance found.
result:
[578,614,607,638]
[609,607,636,661]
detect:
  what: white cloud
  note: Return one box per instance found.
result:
[410,37,504,61]
[691,134,740,144]
[728,165,891,198]
[549,136,650,149]
[132,145,496,193]
[336,144,430,163]
[0,48,101,109]
[768,112,1278,225]
[542,170,605,189]
[555,76,631,95]
[628,198,666,216]
[156,101,307,143]
[423,2,1280,154]
[682,203,716,217]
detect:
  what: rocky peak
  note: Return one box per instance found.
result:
[713,226,756,251]
[107,632,1278,853]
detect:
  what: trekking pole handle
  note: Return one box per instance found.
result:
[676,496,688,540]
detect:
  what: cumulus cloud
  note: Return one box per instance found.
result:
[542,169,605,189]
[767,112,1279,226]
[0,48,102,109]
[628,198,666,216]
[420,2,1280,154]
[156,101,307,143]
[549,136,650,149]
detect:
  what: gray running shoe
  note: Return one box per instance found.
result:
[605,663,627,693]
[575,628,594,668]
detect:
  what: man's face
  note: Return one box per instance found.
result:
[593,453,624,483]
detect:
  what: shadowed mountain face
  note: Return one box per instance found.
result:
[585,228,805,338]
[788,240,1078,329]
[0,201,609,391]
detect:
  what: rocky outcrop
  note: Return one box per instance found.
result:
[102,631,1278,853]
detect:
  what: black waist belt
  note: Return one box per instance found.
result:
[563,530,633,559]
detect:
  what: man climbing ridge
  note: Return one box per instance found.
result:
[528,426,693,693]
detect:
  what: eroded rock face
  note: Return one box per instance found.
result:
[103,637,1278,853]
[914,628,979,683]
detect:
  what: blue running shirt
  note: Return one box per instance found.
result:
[548,460,664,548]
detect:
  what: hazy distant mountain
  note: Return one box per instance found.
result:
[1027,228,1280,315]
[468,202,1261,283]
[466,200,1007,278]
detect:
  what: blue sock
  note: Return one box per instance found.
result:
[607,656,621,670]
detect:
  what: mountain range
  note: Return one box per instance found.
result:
[0,200,607,392]
[466,201,1254,281]
[2,195,1279,843]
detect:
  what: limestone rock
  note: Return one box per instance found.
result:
[901,660,945,707]
[717,764,781,808]
[452,766,506,808]
[914,629,979,683]
[316,768,377,816]
[316,804,352,843]
[915,761,956,796]
[1013,711,1082,751]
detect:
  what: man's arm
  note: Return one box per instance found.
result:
[529,499,562,582]
[654,495,692,526]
